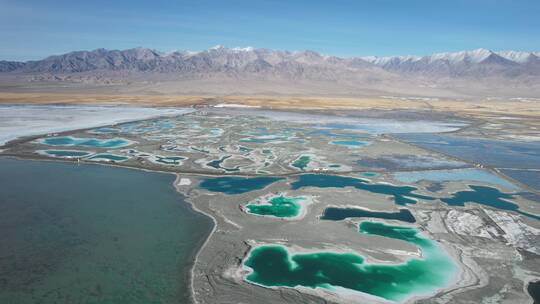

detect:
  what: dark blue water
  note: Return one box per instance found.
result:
[199,176,284,194]
[441,185,540,220]
[321,207,416,223]
[529,280,540,304]
[206,155,240,172]
[291,174,434,205]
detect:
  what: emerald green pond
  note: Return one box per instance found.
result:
[321,207,416,223]
[291,174,434,205]
[291,155,311,170]
[0,158,213,304]
[245,195,305,218]
[244,222,455,302]
[199,176,284,194]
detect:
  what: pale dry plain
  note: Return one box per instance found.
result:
[2,92,540,117]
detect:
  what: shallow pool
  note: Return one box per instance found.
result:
[393,168,518,190]
[330,140,369,148]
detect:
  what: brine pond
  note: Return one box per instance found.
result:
[0,157,213,304]
[38,136,133,149]
[243,221,456,302]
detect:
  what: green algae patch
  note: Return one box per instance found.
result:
[243,222,456,302]
[292,155,311,170]
[245,195,307,218]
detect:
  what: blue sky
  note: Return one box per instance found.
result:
[1,0,539,61]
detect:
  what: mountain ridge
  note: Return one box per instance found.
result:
[1,46,539,98]
[2,46,539,73]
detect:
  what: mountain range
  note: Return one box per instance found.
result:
[1,46,539,97]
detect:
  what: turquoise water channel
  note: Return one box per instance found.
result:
[329,140,369,148]
[39,136,133,149]
[291,174,434,205]
[244,221,456,302]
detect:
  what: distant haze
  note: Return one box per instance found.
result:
[1,46,539,98]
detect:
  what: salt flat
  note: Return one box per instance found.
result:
[0,105,193,146]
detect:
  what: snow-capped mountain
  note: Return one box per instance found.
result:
[361,48,540,76]
[1,47,539,97]
[2,46,538,75]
